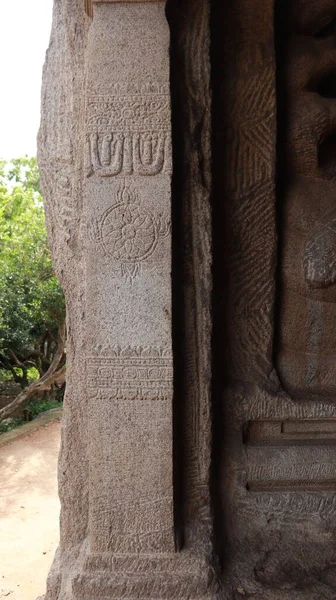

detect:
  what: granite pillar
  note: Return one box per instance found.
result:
[84,0,174,559]
[38,0,217,598]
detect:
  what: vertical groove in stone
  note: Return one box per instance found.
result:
[85,0,93,17]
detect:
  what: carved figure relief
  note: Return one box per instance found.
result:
[87,185,171,279]
[85,87,171,177]
[277,3,336,399]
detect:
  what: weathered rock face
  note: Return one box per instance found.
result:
[212,0,336,598]
[38,1,90,596]
[39,0,336,598]
[39,0,216,598]
[277,0,336,400]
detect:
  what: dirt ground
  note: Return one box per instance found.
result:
[0,421,60,600]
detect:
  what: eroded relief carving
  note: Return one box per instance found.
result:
[87,186,170,260]
[85,85,172,177]
[278,2,336,399]
[210,1,334,597]
[87,185,171,279]
[254,493,336,519]
[41,165,78,241]
[212,0,277,385]
[38,8,80,252]
[86,346,173,400]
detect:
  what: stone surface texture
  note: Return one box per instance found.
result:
[39,0,336,598]
[38,0,217,598]
[212,0,336,598]
[277,0,336,400]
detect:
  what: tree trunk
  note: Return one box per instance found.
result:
[0,323,66,422]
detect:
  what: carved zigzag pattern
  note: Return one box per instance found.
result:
[226,178,276,378]
[236,68,275,115]
[227,180,275,306]
[221,56,276,382]
[226,116,274,193]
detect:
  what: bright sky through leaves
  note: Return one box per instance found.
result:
[0,0,53,159]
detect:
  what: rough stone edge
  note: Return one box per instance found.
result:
[38,0,90,596]
[0,408,62,447]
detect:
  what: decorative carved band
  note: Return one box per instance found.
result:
[85,91,171,176]
[87,347,173,400]
[245,420,336,493]
[86,93,170,130]
[85,133,171,177]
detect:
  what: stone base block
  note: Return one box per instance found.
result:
[72,552,218,599]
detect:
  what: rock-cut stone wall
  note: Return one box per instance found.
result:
[38,0,336,598]
[38,0,216,598]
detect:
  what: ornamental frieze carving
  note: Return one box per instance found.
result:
[85,88,171,177]
[86,346,173,401]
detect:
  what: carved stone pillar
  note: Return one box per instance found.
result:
[71,0,215,597]
[83,0,173,557]
[74,0,172,596]
[39,0,216,597]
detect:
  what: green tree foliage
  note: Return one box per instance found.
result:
[0,157,65,389]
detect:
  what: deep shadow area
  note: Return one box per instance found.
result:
[210,0,234,572]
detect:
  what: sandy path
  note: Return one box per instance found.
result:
[0,421,60,600]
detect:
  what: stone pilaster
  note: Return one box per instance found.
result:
[39,0,218,597]
[84,0,173,555]
[71,0,216,597]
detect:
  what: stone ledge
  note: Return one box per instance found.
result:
[73,551,218,599]
[0,408,62,447]
[73,573,216,599]
[86,0,164,16]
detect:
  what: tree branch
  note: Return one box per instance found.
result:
[0,322,66,422]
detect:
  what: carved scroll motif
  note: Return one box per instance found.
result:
[278,2,336,399]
